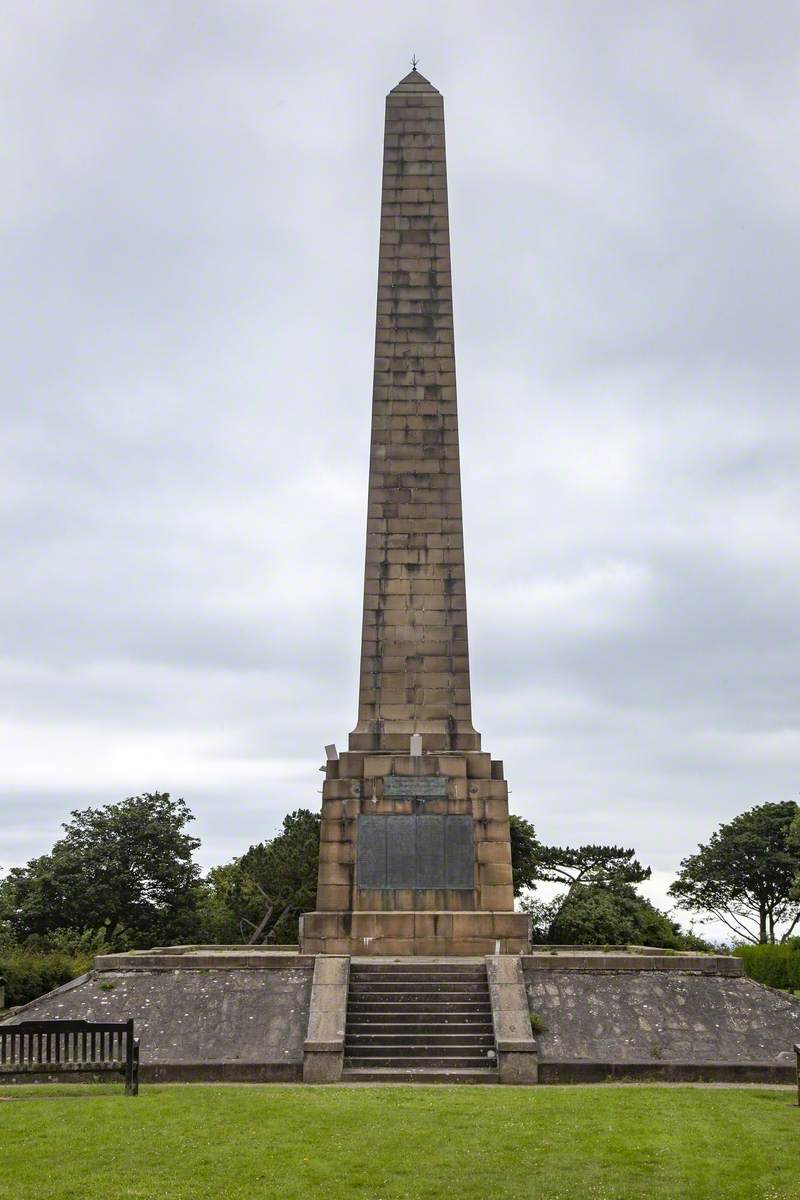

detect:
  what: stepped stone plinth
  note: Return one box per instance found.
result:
[301,750,528,955]
[300,69,529,956]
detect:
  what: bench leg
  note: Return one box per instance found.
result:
[126,1041,140,1096]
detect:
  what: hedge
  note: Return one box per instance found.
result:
[734,942,800,992]
[0,947,92,1009]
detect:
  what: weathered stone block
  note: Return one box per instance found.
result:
[482,820,512,842]
[412,913,436,938]
[480,862,513,887]
[451,911,494,937]
[316,884,351,909]
[302,1050,344,1083]
[372,938,416,955]
[492,912,530,938]
[317,860,351,886]
[363,756,393,778]
[479,884,515,909]
[338,753,364,777]
[477,840,512,863]
[484,798,510,821]
[319,820,347,843]
[498,1051,538,1084]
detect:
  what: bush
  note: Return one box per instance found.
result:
[0,946,91,1008]
[734,941,800,992]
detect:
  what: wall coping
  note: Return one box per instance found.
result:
[522,953,743,975]
[94,951,315,971]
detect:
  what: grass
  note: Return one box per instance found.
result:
[1,1083,799,1200]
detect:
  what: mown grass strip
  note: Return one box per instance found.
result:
[0,1083,798,1200]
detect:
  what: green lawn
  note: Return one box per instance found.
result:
[1,1083,798,1200]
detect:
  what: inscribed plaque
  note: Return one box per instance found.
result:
[357,813,474,890]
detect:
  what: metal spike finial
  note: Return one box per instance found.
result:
[411,54,418,71]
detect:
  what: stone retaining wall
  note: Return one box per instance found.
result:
[2,965,313,1083]
[524,963,800,1080]
[5,950,799,1085]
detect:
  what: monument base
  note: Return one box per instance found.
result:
[5,946,798,1084]
[299,910,530,956]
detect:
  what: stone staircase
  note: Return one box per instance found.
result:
[342,960,498,1082]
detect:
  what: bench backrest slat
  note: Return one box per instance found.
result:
[0,1018,138,1095]
[0,1021,132,1064]
[1,1020,130,1034]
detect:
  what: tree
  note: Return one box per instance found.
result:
[668,801,800,944]
[508,815,540,895]
[198,809,320,944]
[195,862,266,945]
[507,818,697,947]
[790,810,800,900]
[524,881,707,949]
[531,843,651,896]
[0,793,202,948]
[515,839,653,939]
[507,817,650,902]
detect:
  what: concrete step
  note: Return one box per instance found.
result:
[350,966,487,974]
[349,986,489,993]
[346,1042,495,1059]
[348,990,490,1001]
[345,1055,494,1070]
[349,972,487,984]
[350,963,486,973]
[341,1068,499,1084]
[348,1000,490,1008]
[343,961,496,1082]
[347,1031,495,1045]
[348,1031,494,1042]
[350,998,494,1008]
[350,971,488,981]
[348,1003,491,1012]
[348,1021,492,1031]
[347,984,491,993]
[349,985,488,993]
[347,1012,494,1022]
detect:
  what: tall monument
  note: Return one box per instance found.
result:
[300,69,529,955]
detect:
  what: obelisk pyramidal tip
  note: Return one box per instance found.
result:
[349,71,480,755]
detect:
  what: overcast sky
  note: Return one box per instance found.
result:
[2,1,799,935]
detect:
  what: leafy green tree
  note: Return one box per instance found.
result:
[790,810,800,900]
[668,801,800,944]
[509,815,541,895]
[196,862,264,944]
[0,793,202,948]
[508,817,650,903]
[198,809,320,944]
[507,819,694,946]
[531,843,651,895]
[527,881,707,949]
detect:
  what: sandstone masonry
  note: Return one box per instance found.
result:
[301,70,528,955]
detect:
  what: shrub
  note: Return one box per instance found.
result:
[0,946,91,1008]
[734,941,800,992]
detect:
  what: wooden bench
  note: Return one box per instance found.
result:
[0,1019,140,1095]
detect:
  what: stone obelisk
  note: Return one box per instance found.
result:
[300,70,529,955]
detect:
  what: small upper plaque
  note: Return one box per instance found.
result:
[383,775,448,799]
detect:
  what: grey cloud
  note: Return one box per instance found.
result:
[2,3,798,939]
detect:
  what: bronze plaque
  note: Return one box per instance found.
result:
[383,775,448,799]
[357,813,474,890]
